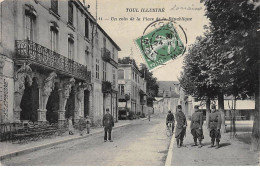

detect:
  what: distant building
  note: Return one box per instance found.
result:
[154,81,180,114]
[117,62,147,119]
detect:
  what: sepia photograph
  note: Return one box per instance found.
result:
[0,0,259,166]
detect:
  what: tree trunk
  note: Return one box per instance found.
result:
[251,79,260,151]
[206,97,210,128]
[218,92,226,133]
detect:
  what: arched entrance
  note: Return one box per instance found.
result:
[46,82,59,123]
[20,77,39,122]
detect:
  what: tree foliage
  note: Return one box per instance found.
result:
[180,0,259,98]
[180,0,260,150]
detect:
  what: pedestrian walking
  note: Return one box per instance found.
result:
[85,116,91,134]
[79,116,85,136]
[103,108,114,142]
[166,110,175,133]
[190,105,204,148]
[148,111,151,121]
[68,116,74,135]
[208,104,222,149]
[175,105,187,148]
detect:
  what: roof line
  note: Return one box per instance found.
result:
[74,0,121,51]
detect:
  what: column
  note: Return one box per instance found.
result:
[13,63,32,122]
[38,72,57,123]
[0,57,4,123]
[88,85,94,121]
[58,78,75,124]
[74,83,82,123]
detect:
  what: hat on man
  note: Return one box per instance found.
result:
[168,110,171,113]
[211,104,216,109]
[177,105,182,109]
[194,105,199,109]
[106,108,109,112]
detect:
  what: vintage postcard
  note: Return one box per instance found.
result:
[0,0,259,166]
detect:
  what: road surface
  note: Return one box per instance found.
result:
[2,114,171,166]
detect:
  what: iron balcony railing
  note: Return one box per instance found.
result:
[15,40,91,82]
[101,47,118,68]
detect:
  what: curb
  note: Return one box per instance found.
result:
[165,133,175,166]
[0,122,131,161]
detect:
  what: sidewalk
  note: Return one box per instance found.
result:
[167,121,259,166]
[0,118,147,161]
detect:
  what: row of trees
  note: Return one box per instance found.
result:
[179,0,259,150]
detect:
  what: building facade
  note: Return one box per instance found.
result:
[154,81,180,115]
[94,24,120,123]
[0,0,120,125]
[118,62,147,119]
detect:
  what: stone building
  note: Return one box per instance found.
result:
[118,61,147,118]
[154,81,180,115]
[0,0,120,125]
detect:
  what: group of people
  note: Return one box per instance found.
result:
[166,104,222,149]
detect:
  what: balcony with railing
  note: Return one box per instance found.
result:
[15,40,91,82]
[101,48,118,68]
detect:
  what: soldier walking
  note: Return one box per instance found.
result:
[175,105,187,148]
[190,105,204,148]
[208,104,222,149]
[103,108,114,142]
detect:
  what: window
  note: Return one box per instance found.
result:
[112,68,116,87]
[50,25,58,52]
[85,18,89,39]
[118,69,124,79]
[68,2,73,25]
[85,46,89,65]
[25,13,35,41]
[133,86,135,98]
[118,84,124,95]
[68,38,74,60]
[132,72,134,80]
[51,0,58,14]
[102,61,106,81]
[95,31,99,45]
[103,37,106,48]
[96,58,100,79]
[112,47,115,60]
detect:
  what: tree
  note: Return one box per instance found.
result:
[118,57,137,65]
[201,0,260,150]
[179,34,220,124]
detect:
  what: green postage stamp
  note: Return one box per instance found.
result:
[135,20,186,70]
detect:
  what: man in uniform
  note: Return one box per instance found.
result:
[190,105,204,148]
[166,110,175,133]
[208,104,222,149]
[103,108,114,142]
[175,105,187,148]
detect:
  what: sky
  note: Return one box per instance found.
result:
[0,0,209,81]
[86,0,209,81]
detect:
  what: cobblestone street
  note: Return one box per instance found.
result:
[1,115,171,166]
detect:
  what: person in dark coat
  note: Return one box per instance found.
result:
[190,105,204,148]
[175,105,187,148]
[103,108,114,142]
[208,104,222,149]
[166,110,175,133]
